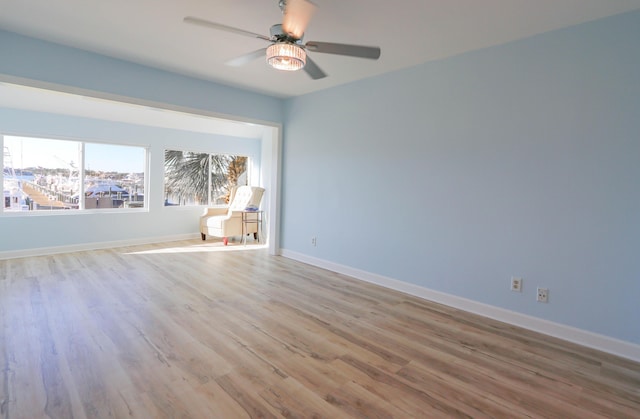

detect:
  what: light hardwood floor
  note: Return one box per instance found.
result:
[1,239,638,418]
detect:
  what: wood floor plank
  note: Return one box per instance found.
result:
[328,357,465,418]
[1,239,639,418]
[324,379,406,419]
[216,371,281,418]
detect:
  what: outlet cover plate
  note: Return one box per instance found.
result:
[537,287,549,303]
[511,277,523,292]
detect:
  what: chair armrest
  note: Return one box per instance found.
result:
[228,210,245,218]
[202,207,229,217]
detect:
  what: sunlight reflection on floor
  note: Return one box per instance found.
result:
[123,241,268,255]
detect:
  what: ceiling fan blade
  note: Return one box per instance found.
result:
[305,41,381,59]
[226,48,268,67]
[282,0,316,39]
[303,56,327,80]
[183,16,271,41]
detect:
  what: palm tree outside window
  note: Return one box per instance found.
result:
[164,150,247,206]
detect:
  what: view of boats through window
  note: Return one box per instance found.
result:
[2,135,146,212]
[164,150,248,206]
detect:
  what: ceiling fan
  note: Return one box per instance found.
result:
[183,0,381,80]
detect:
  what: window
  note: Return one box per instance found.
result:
[84,142,146,210]
[164,150,247,206]
[2,135,146,212]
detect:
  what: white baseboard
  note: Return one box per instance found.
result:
[0,233,200,260]
[280,249,640,363]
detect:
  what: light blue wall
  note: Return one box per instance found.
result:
[0,29,282,123]
[1,108,262,252]
[282,11,640,344]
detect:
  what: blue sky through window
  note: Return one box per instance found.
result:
[4,136,144,173]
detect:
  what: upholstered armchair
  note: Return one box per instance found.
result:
[200,185,265,245]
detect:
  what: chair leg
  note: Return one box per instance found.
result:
[201,233,206,241]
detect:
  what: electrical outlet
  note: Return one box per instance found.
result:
[311,236,317,247]
[537,288,549,303]
[511,277,523,292]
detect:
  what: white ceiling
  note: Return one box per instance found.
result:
[1,0,640,98]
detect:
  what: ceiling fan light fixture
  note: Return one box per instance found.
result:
[266,43,306,71]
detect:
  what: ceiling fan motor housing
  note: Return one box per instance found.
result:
[270,23,303,43]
